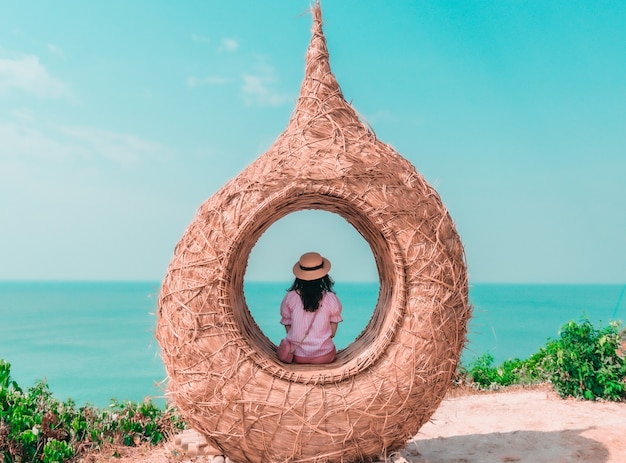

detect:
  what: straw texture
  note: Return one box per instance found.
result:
[156,3,470,462]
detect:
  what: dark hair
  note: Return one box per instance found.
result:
[287,275,335,312]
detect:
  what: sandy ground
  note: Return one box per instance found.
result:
[403,386,626,463]
[90,386,626,463]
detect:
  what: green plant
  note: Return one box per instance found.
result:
[0,360,185,463]
[102,398,183,447]
[513,347,552,384]
[463,318,625,399]
[544,319,626,401]
[466,353,527,389]
[0,360,20,393]
[43,439,73,463]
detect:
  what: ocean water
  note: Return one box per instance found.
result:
[0,281,624,408]
[0,282,163,407]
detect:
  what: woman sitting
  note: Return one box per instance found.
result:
[280,252,343,364]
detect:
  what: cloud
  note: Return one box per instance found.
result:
[58,126,171,166]
[191,33,211,44]
[0,121,171,167]
[10,107,37,124]
[47,44,66,60]
[366,109,397,124]
[186,75,231,88]
[219,38,239,53]
[185,48,289,106]
[0,122,81,163]
[241,62,291,107]
[0,54,69,99]
[192,34,239,52]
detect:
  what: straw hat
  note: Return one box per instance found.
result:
[292,252,331,280]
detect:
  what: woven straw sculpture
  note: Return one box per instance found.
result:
[156,3,470,463]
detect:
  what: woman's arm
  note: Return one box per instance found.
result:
[330,322,338,338]
[284,324,291,334]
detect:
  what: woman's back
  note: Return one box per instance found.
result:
[279,252,343,364]
[280,290,342,358]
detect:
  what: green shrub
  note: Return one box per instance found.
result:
[466,353,548,389]
[0,360,185,463]
[464,319,626,401]
[102,398,181,446]
[43,439,73,463]
[467,353,521,388]
[513,347,552,384]
[544,319,626,401]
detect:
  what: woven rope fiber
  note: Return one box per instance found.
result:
[156,3,470,462]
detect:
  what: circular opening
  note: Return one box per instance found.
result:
[224,187,406,382]
[244,210,379,350]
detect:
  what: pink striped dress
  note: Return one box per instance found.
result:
[280,290,343,358]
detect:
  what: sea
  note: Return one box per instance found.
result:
[1,281,624,408]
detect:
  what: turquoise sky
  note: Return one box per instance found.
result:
[1,1,624,283]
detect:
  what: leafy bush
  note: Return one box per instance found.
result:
[465,351,550,389]
[464,319,626,401]
[513,347,552,384]
[43,439,73,463]
[0,359,185,463]
[466,354,522,388]
[545,319,626,401]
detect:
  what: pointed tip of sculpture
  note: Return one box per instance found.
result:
[305,0,329,70]
[311,0,322,30]
[292,0,352,124]
[284,0,378,144]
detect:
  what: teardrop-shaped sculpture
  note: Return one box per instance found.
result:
[157,4,470,463]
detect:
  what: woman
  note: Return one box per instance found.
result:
[280,252,343,364]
